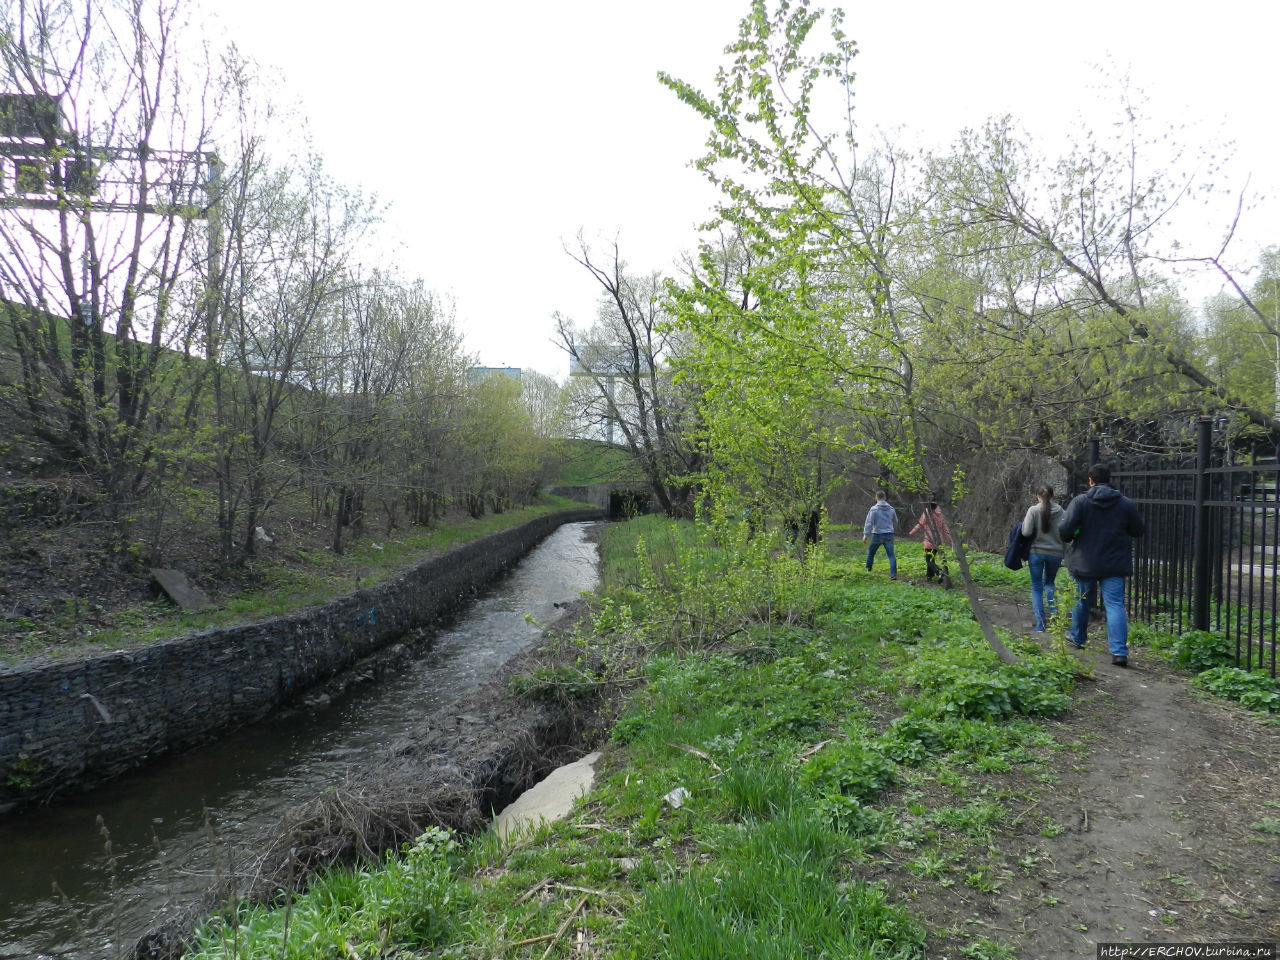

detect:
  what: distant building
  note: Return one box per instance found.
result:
[468,366,522,383]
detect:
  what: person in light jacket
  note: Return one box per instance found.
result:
[1059,463,1145,667]
[1022,485,1065,631]
[862,489,898,579]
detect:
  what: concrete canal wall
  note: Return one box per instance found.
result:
[0,508,602,814]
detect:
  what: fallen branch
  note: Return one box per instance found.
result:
[540,895,589,960]
[517,875,552,904]
[512,933,557,948]
[667,742,722,772]
[796,739,833,763]
[553,883,611,897]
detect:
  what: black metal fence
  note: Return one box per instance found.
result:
[1107,419,1279,678]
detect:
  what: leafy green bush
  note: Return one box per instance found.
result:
[1173,630,1237,672]
[880,714,947,765]
[799,737,897,802]
[394,827,462,942]
[813,793,898,838]
[1126,620,1178,657]
[903,645,1073,721]
[1192,666,1280,712]
[596,516,819,652]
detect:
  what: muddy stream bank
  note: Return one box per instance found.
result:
[0,521,603,960]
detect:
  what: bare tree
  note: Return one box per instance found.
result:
[0,0,219,514]
[555,236,702,516]
[304,273,441,553]
[205,128,371,559]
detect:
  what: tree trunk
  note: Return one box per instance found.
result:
[920,456,1020,663]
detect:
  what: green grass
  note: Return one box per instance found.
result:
[823,535,1029,590]
[597,513,702,592]
[186,828,462,958]
[182,516,1081,959]
[549,438,645,486]
[1125,622,1280,713]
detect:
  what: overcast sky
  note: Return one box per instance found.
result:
[207,1,1280,380]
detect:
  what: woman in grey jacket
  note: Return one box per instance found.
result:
[1022,485,1065,631]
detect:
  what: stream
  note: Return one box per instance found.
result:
[0,521,601,960]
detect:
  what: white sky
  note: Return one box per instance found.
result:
[207,0,1280,380]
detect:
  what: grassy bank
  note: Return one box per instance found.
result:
[549,439,645,486]
[1,495,588,661]
[182,519,1087,959]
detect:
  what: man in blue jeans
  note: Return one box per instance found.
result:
[862,489,898,579]
[1059,463,1145,667]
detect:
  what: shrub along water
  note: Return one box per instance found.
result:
[181,520,1080,959]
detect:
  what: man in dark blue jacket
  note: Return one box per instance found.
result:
[1059,463,1145,666]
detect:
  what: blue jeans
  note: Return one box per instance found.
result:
[1028,553,1062,631]
[866,533,896,577]
[1069,576,1128,656]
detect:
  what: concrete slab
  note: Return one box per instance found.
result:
[150,568,214,611]
[494,751,601,840]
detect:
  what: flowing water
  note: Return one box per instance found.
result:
[0,521,601,960]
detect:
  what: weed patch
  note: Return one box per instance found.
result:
[901,642,1074,720]
[185,828,462,959]
[1192,666,1280,712]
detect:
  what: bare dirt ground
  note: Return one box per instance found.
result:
[883,588,1280,958]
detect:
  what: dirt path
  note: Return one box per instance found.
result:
[965,594,1280,955]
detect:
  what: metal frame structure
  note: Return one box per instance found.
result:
[0,92,214,216]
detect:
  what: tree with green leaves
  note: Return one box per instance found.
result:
[520,369,570,441]
[661,0,1020,658]
[891,129,1208,490]
[1198,248,1280,433]
[456,372,546,518]
[944,115,1280,442]
[670,229,862,545]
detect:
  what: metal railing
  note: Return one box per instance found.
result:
[1109,418,1279,677]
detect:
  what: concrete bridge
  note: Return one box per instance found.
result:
[549,483,654,519]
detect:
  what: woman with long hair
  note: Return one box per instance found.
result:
[909,500,952,582]
[1022,485,1065,631]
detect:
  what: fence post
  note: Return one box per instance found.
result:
[1192,416,1212,631]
